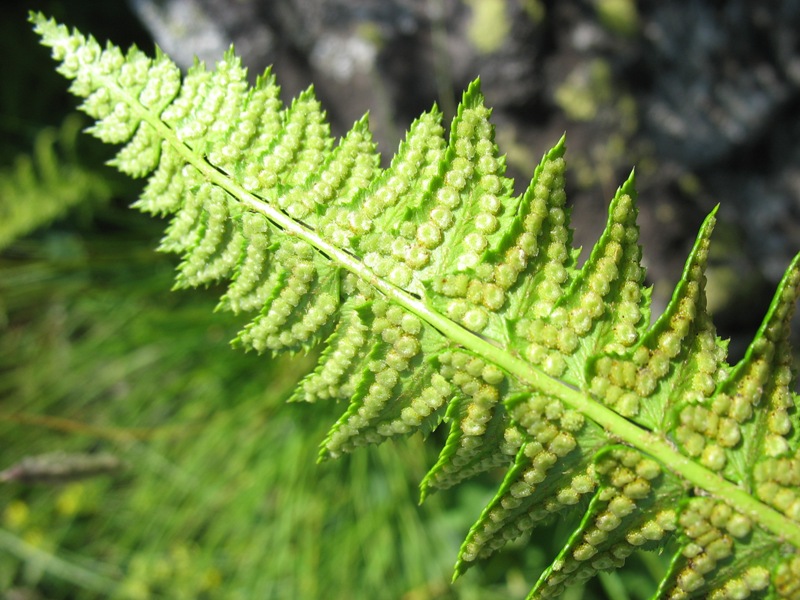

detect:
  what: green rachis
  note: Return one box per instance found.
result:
[32,13,800,598]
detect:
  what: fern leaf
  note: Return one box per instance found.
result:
[33,14,800,598]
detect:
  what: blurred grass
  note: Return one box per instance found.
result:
[0,215,475,599]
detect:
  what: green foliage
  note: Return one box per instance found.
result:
[0,113,115,250]
[31,13,800,599]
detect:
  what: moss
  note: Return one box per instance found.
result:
[554,59,614,122]
[521,0,546,24]
[594,0,639,37]
[464,0,510,54]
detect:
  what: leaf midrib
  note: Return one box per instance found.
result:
[115,73,800,550]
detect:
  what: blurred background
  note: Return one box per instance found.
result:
[1,1,799,598]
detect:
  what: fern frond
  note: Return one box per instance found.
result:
[33,14,800,598]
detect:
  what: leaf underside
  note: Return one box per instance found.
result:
[33,14,800,599]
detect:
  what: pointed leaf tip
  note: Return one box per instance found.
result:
[618,167,637,198]
[462,78,485,107]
